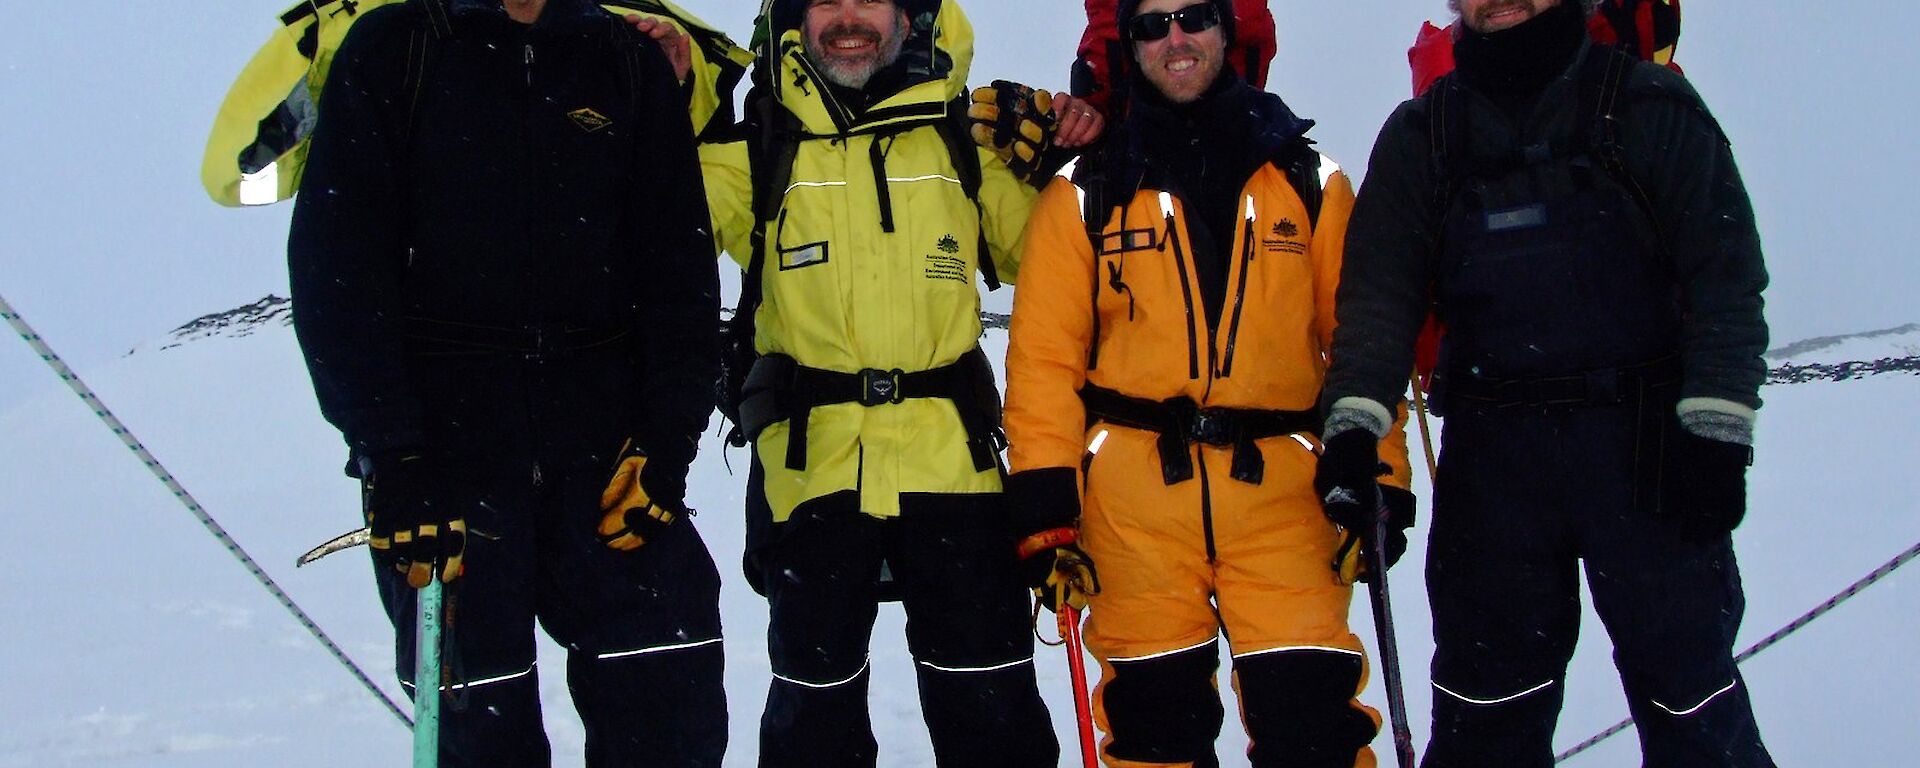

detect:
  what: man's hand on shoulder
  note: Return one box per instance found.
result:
[967,80,1105,185]
[1049,93,1103,150]
[625,14,692,86]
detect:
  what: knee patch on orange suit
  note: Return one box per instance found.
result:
[1094,639,1226,768]
[1233,647,1380,767]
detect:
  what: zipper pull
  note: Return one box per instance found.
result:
[524,43,535,86]
[1243,195,1258,260]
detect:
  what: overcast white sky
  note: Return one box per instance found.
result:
[4,1,1917,413]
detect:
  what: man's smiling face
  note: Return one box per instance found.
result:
[1131,0,1226,105]
[803,0,910,90]
[1455,0,1563,34]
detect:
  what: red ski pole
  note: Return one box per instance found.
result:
[1059,605,1098,768]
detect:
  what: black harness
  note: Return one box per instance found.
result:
[738,348,1006,473]
[1080,385,1317,487]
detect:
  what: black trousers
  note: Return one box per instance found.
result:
[746,461,1059,768]
[374,355,727,768]
[1421,404,1774,768]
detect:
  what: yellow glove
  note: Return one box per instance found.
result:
[597,440,680,551]
[362,453,467,589]
[1017,527,1101,612]
[967,79,1058,182]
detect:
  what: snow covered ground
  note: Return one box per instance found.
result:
[2,313,1916,767]
[5,0,1919,764]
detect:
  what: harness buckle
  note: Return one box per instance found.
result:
[859,368,906,407]
[1187,408,1235,446]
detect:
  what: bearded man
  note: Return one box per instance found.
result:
[695,0,1097,764]
[1319,0,1776,765]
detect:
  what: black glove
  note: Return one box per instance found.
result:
[361,453,467,589]
[1314,429,1413,582]
[597,439,684,551]
[1017,528,1100,612]
[1006,467,1100,612]
[1662,427,1753,541]
[967,79,1059,183]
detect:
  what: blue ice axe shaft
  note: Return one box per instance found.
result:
[413,579,444,768]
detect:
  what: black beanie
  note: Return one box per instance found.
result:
[1118,0,1236,43]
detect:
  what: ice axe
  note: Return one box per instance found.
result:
[412,578,445,768]
[296,526,371,567]
[1365,497,1417,768]
[298,528,449,767]
[1058,605,1098,768]
[296,519,498,568]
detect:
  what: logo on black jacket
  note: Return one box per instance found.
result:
[937,234,961,254]
[568,108,613,133]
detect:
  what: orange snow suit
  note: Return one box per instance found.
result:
[1005,148,1411,767]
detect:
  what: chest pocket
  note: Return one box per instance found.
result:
[1436,154,1679,379]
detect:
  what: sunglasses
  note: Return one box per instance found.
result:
[1127,2,1222,42]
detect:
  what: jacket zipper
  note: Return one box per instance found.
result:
[1159,192,1201,381]
[1198,447,1217,562]
[1219,195,1257,377]
[521,38,538,332]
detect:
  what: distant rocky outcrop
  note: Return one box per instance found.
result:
[149,295,291,352]
[147,296,1918,384]
[1766,320,1920,362]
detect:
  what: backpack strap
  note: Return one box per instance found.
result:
[1426,73,1467,214]
[741,88,793,331]
[417,0,452,37]
[1582,47,1664,243]
[936,95,1000,291]
[398,0,453,151]
[1068,136,1146,373]
[609,17,646,117]
[1272,139,1324,229]
[1073,147,1108,371]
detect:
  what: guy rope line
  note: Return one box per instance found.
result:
[1555,537,1920,763]
[0,291,413,729]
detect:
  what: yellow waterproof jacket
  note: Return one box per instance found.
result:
[701,0,1037,521]
[1006,154,1413,490]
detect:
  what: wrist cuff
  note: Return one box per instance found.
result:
[1677,398,1756,445]
[1016,527,1078,560]
[1006,467,1081,535]
[1325,397,1392,440]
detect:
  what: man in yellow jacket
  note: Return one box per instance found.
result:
[698,0,1094,764]
[1004,0,1415,765]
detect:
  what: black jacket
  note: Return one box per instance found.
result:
[1325,38,1768,413]
[288,0,718,491]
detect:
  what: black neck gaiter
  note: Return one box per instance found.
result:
[1453,2,1588,122]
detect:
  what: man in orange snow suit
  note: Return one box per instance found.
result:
[1002,0,1415,765]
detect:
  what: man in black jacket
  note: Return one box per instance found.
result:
[288,0,724,765]
[1316,1,1775,766]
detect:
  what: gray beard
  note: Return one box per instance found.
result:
[804,24,907,90]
